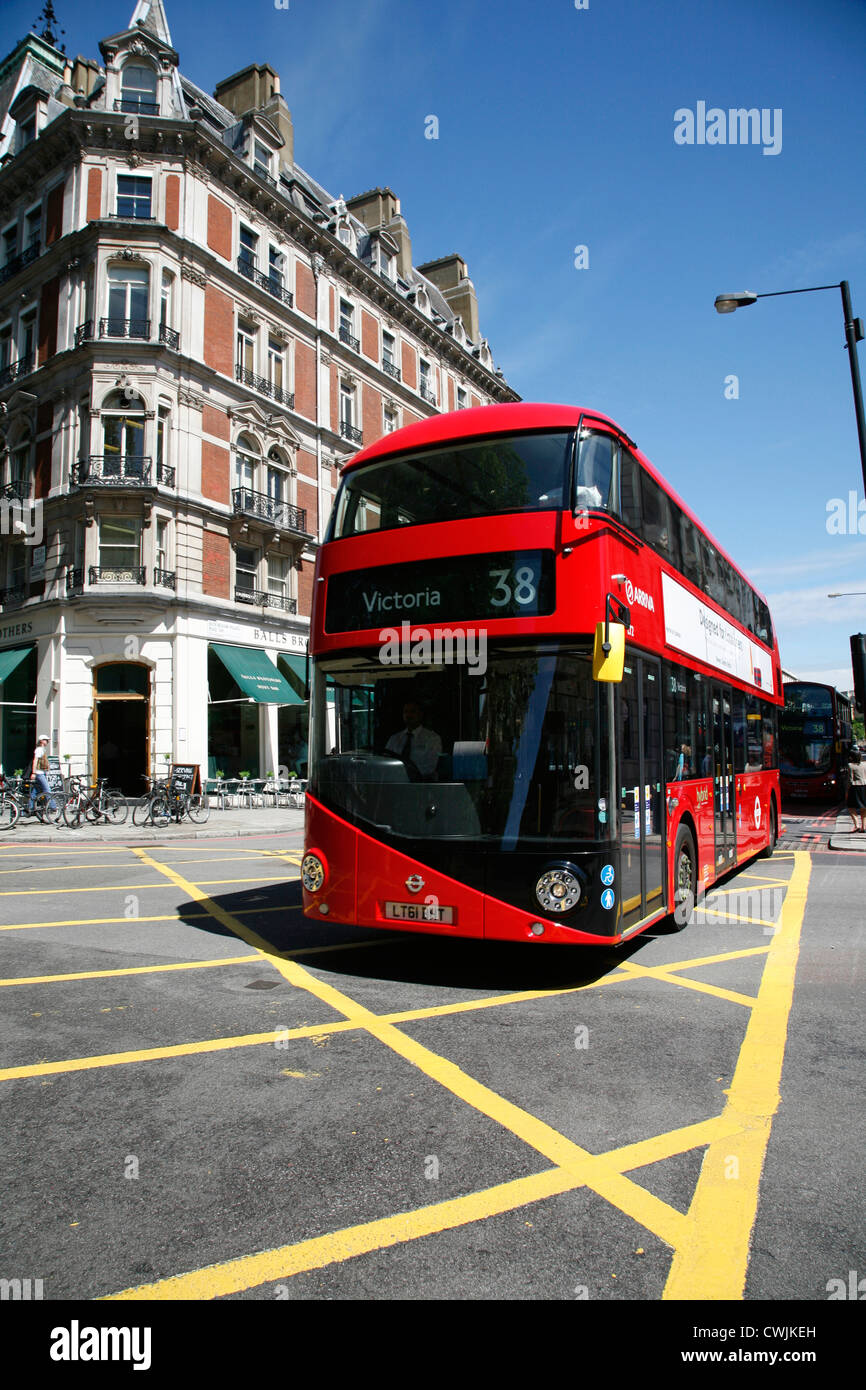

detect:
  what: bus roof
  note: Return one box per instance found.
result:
[341,402,772,613]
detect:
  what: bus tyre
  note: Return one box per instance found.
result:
[672,826,697,931]
[761,800,777,858]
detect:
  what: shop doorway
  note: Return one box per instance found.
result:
[93,663,150,794]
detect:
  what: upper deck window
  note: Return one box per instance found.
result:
[330,431,573,539]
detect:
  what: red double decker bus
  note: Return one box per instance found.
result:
[302,403,783,945]
[780,681,853,801]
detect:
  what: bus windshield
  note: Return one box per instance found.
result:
[330,431,574,538]
[309,644,611,846]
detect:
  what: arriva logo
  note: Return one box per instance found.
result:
[624,578,655,612]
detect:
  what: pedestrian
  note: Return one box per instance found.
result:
[28,734,56,815]
[847,745,866,833]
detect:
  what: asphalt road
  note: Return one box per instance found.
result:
[0,808,862,1332]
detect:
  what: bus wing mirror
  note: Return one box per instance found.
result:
[592,621,625,682]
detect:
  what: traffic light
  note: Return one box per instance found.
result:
[851,633,866,713]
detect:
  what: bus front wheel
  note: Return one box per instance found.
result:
[672,825,697,931]
[760,800,777,858]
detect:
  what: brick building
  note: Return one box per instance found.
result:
[0,0,517,789]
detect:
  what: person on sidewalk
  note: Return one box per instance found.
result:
[847,746,866,832]
[27,735,57,815]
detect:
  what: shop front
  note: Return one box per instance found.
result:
[0,640,37,775]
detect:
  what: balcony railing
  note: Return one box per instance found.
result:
[340,420,363,444]
[75,456,152,486]
[382,359,401,381]
[0,587,26,607]
[154,568,176,590]
[2,481,24,502]
[114,98,160,115]
[253,164,277,187]
[89,565,147,585]
[66,567,84,595]
[236,257,294,307]
[75,320,93,346]
[156,461,176,487]
[339,325,360,352]
[420,385,437,405]
[0,356,35,388]
[158,323,180,350]
[99,317,150,339]
[232,487,306,533]
[234,586,298,613]
[0,241,40,285]
[235,364,294,409]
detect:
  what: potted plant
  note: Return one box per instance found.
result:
[239,770,250,780]
[215,769,225,780]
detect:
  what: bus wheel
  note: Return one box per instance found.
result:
[760,800,777,858]
[672,826,697,930]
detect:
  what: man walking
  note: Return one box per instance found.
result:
[28,734,55,815]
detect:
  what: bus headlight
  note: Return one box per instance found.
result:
[535,864,583,913]
[302,852,326,893]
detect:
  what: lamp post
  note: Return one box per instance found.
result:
[714,282,866,501]
[828,592,866,598]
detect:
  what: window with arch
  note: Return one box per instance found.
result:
[266,447,292,524]
[235,434,259,496]
[8,431,32,497]
[100,390,147,480]
[106,263,149,339]
[119,63,158,116]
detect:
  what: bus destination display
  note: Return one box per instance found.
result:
[326,550,555,632]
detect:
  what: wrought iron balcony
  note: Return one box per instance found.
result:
[75,320,93,346]
[339,325,360,352]
[89,565,147,585]
[99,317,150,339]
[0,587,26,607]
[340,420,363,444]
[154,568,176,590]
[236,257,294,307]
[158,323,180,350]
[232,487,306,533]
[420,385,437,405]
[156,461,176,487]
[0,356,35,388]
[75,456,152,486]
[382,359,401,381]
[2,481,24,501]
[234,586,297,613]
[66,567,84,595]
[235,364,294,409]
[254,164,277,187]
[0,241,40,285]
[114,98,160,115]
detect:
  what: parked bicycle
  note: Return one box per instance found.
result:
[0,776,20,830]
[132,775,209,826]
[63,776,128,828]
[7,774,64,824]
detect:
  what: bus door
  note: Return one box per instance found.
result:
[617,656,665,934]
[712,685,735,867]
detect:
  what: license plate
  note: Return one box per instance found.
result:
[384,901,454,924]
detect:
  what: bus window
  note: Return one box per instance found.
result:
[678,511,703,589]
[701,539,726,608]
[732,691,746,773]
[619,450,642,534]
[575,431,616,511]
[745,693,764,771]
[690,671,710,776]
[641,471,679,567]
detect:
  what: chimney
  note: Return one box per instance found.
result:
[214,63,293,168]
[346,187,413,280]
[416,254,480,342]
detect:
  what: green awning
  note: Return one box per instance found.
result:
[0,646,32,683]
[210,643,298,704]
[276,652,307,701]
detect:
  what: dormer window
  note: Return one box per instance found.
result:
[19,117,36,147]
[377,246,395,282]
[253,141,274,185]
[119,64,159,116]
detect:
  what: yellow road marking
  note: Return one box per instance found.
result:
[663,850,811,1300]
[0,905,303,932]
[691,908,779,930]
[125,848,688,1255]
[0,875,297,897]
[0,855,299,877]
[615,960,756,1008]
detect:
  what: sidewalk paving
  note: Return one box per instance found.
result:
[828,813,866,852]
[5,805,306,844]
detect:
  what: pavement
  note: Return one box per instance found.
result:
[5,803,306,842]
[828,811,866,851]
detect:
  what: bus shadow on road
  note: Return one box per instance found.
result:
[174,881,657,993]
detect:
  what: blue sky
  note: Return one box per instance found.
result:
[5,0,866,687]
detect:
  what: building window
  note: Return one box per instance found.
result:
[0,325,12,371]
[266,450,288,514]
[268,246,285,290]
[237,320,256,376]
[253,141,273,182]
[419,358,435,403]
[239,224,257,271]
[339,299,356,347]
[382,331,396,368]
[8,544,27,593]
[377,246,395,281]
[116,175,152,220]
[156,405,170,476]
[235,545,258,596]
[10,438,32,497]
[156,518,170,573]
[106,265,149,338]
[457,385,467,410]
[267,338,285,394]
[2,226,17,268]
[18,116,36,147]
[24,207,41,253]
[268,555,289,602]
[340,383,356,429]
[101,391,146,474]
[383,407,398,433]
[18,309,36,367]
[235,436,258,492]
[120,63,158,115]
[160,270,173,328]
[98,517,142,570]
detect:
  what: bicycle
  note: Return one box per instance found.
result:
[164,782,210,825]
[132,776,172,828]
[10,775,64,825]
[63,776,128,828]
[0,777,20,830]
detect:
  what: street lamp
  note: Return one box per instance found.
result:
[714,281,866,499]
[828,592,866,598]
